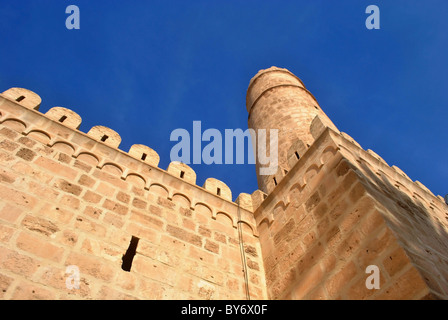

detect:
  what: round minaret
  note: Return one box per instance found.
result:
[246,66,339,193]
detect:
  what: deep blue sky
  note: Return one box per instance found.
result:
[1,1,447,200]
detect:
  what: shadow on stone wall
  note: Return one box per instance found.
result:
[355,159,448,299]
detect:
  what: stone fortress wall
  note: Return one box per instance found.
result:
[0,67,447,300]
[0,87,266,299]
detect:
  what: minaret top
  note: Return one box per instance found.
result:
[246,66,307,114]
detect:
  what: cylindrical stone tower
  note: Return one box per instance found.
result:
[246,66,339,193]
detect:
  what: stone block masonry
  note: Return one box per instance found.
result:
[247,67,448,300]
[0,88,266,300]
[1,66,448,300]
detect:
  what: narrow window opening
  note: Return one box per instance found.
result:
[121,236,139,272]
[263,194,267,200]
[101,135,109,142]
[273,177,278,186]
[314,105,319,110]
[16,96,25,102]
[284,169,288,175]
[217,188,221,196]
[141,153,147,161]
[180,171,185,179]
[295,152,300,160]
[59,115,67,123]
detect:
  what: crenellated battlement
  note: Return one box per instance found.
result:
[254,121,447,227]
[0,87,259,236]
